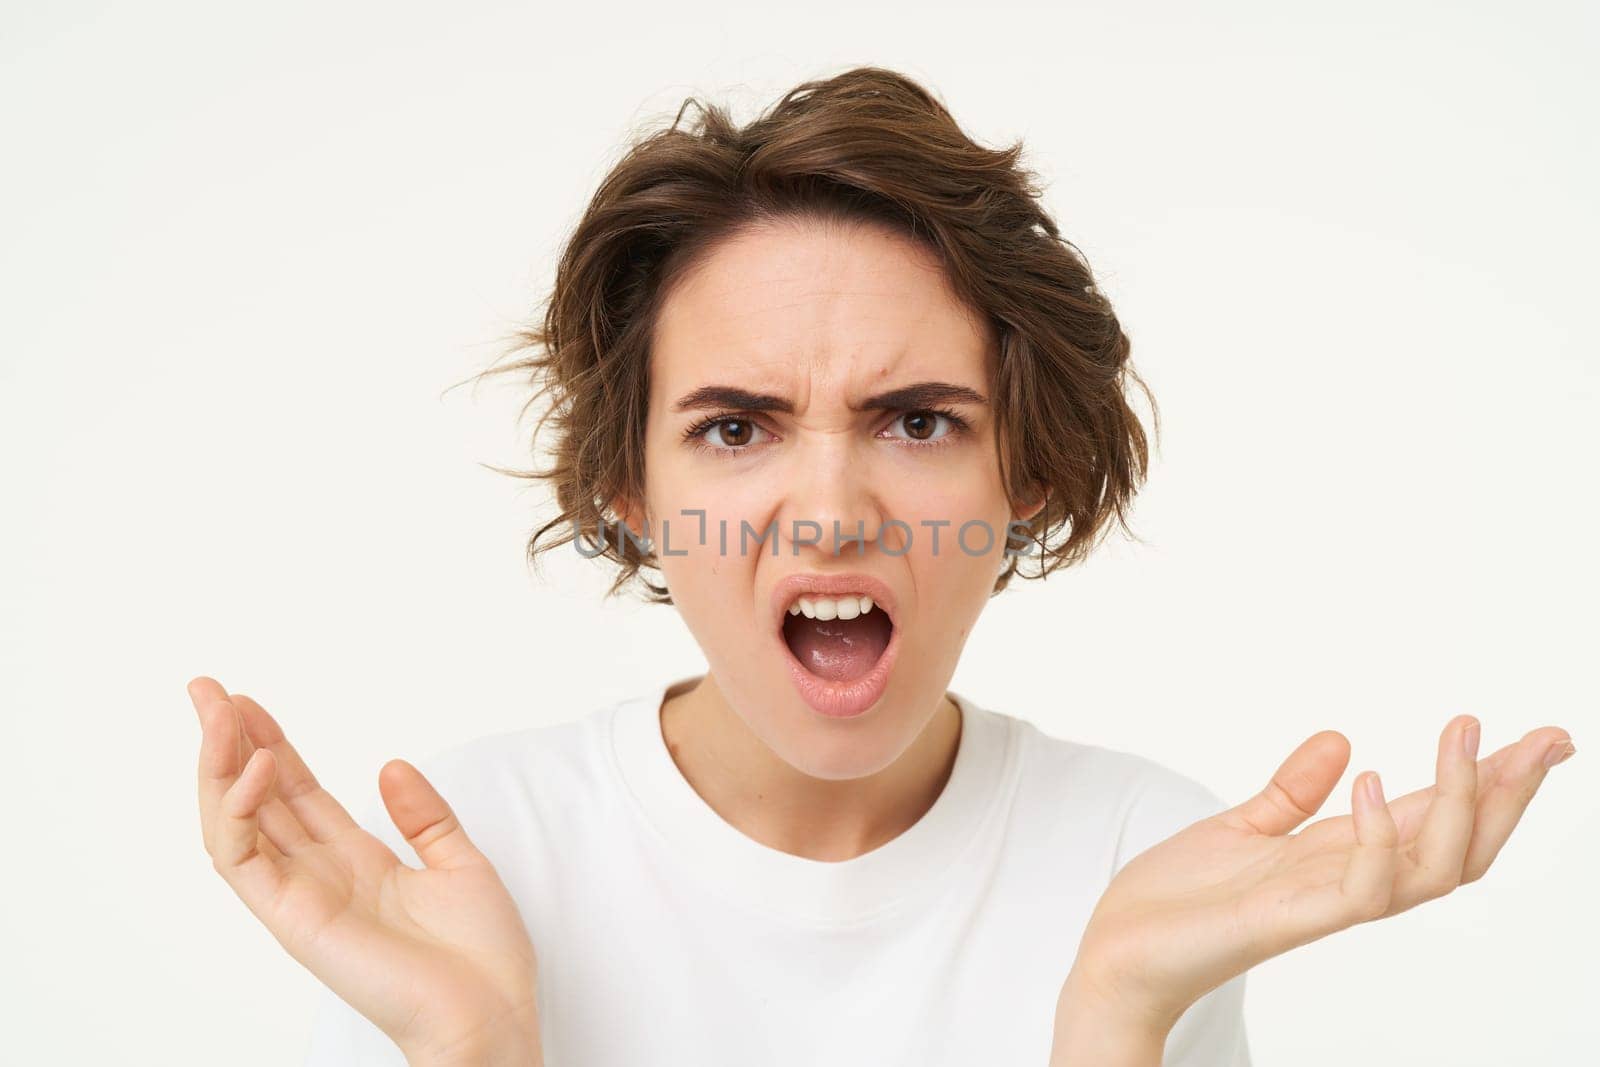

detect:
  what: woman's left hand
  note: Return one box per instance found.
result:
[1050,715,1576,1063]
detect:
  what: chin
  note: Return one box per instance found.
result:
[763,683,936,781]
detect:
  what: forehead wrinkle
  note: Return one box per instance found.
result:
[654,228,992,414]
[660,325,987,418]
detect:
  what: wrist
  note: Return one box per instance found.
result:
[406,1036,540,1067]
[402,1008,542,1067]
[1048,962,1175,1067]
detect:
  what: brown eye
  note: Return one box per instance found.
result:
[887,410,957,444]
[703,418,759,448]
[902,412,936,440]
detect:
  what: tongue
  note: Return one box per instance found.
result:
[783,611,892,682]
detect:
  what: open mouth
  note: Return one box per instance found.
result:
[781,595,895,683]
[772,575,901,718]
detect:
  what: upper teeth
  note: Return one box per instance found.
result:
[789,595,874,621]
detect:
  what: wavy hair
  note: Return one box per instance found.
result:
[476,65,1156,604]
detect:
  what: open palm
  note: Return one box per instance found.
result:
[188,677,541,1064]
[1071,715,1575,1031]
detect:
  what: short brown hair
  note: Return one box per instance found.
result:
[479,65,1155,604]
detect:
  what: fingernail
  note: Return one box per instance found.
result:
[1462,718,1480,759]
[1364,771,1384,806]
[1543,741,1576,769]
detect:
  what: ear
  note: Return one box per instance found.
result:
[1012,487,1047,524]
[609,493,648,538]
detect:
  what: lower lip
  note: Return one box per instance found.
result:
[776,614,901,719]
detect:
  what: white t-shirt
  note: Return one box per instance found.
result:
[304,680,1251,1065]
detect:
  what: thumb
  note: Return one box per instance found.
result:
[378,759,487,871]
[1226,730,1352,836]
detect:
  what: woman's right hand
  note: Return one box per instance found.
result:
[188,677,542,1066]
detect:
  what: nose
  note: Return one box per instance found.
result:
[777,431,889,562]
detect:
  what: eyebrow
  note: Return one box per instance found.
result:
[671,381,989,414]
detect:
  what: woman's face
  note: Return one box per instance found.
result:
[631,217,1031,780]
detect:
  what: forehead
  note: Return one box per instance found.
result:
[649,218,994,398]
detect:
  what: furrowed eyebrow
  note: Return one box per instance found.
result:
[672,386,793,414]
[670,381,988,414]
[855,381,988,411]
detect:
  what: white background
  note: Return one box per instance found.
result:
[3,1,1595,1063]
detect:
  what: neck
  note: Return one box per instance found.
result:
[659,673,963,862]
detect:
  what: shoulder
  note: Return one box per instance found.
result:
[414,703,612,797]
[347,697,624,852]
[1003,713,1229,872]
[985,710,1252,1063]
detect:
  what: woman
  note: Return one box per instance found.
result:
[188,67,1576,1066]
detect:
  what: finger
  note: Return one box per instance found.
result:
[1339,770,1400,921]
[189,676,247,770]
[1225,730,1351,836]
[188,675,231,712]
[194,692,244,854]
[230,692,359,843]
[1296,726,1567,853]
[1461,730,1576,883]
[256,832,288,864]
[193,681,319,860]
[1395,715,1479,907]
[379,759,487,871]
[1384,736,1521,842]
[257,798,314,854]
[212,747,287,912]
[221,695,318,855]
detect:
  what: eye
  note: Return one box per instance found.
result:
[882,409,963,444]
[688,416,772,452]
